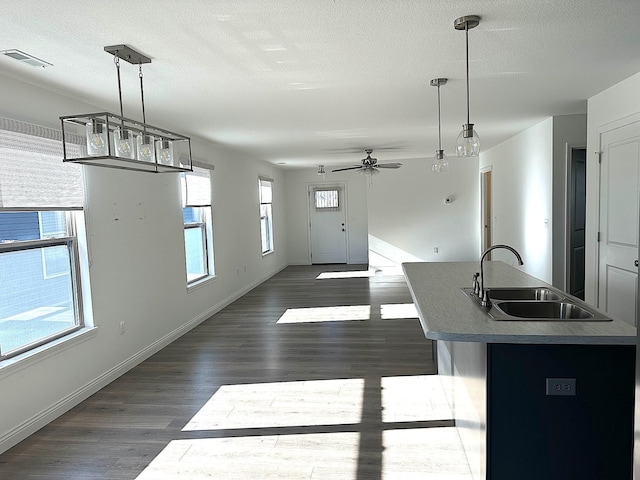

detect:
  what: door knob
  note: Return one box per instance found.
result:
[635,259,639,267]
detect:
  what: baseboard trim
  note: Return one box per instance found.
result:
[0,262,288,455]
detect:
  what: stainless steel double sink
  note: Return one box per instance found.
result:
[461,287,612,322]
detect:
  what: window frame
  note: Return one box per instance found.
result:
[0,211,84,360]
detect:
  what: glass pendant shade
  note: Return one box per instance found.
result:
[114,128,135,159]
[432,149,449,173]
[156,139,174,165]
[86,120,108,156]
[136,134,156,162]
[455,123,480,157]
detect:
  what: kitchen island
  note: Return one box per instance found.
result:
[403,261,636,480]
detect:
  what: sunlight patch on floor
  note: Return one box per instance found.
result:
[374,265,405,276]
[382,428,474,479]
[182,379,365,431]
[381,375,453,423]
[368,247,413,277]
[277,305,371,324]
[135,433,360,480]
[316,269,376,279]
[137,375,472,479]
[380,303,419,320]
[135,428,471,480]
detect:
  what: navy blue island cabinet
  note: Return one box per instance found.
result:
[487,343,635,480]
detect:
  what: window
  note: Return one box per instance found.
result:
[181,166,214,285]
[314,188,340,210]
[258,177,274,254]
[0,211,82,358]
[0,117,86,360]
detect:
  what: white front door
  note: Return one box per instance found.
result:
[309,184,347,264]
[598,121,640,327]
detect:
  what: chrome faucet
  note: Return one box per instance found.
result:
[478,244,524,308]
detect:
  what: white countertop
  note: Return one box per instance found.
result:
[402,261,637,345]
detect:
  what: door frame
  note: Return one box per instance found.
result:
[306,181,349,264]
[480,166,493,258]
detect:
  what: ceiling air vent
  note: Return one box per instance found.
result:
[0,49,52,68]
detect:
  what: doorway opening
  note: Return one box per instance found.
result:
[480,168,492,260]
[567,147,586,299]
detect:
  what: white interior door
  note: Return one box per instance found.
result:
[309,184,347,264]
[598,121,640,327]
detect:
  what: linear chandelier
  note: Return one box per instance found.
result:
[430,78,449,173]
[454,15,481,157]
[60,45,192,173]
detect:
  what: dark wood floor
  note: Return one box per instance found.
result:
[0,265,471,479]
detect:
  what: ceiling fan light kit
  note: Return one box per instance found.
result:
[454,15,481,158]
[430,77,449,173]
[60,45,192,173]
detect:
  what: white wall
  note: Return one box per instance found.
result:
[479,115,586,286]
[585,72,640,305]
[0,73,287,453]
[480,118,554,282]
[366,157,480,263]
[284,168,369,265]
[284,155,479,268]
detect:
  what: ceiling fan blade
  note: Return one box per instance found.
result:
[324,144,406,155]
[373,145,407,152]
[332,166,363,172]
[376,163,403,169]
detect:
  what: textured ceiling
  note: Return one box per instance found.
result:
[1,0,640,167]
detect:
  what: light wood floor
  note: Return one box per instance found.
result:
[0,265,472,479]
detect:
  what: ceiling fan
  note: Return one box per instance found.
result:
[331,149,402,175]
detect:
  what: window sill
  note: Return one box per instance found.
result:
[262,250,275,257]
[187,274,217,292]
[0,327,99,380]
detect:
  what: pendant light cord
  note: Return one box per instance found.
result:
[437,84,442,151]
[114,54,126,132]
[139,63,147,133]
[465,23,470,126]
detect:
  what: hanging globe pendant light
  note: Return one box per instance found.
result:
[430,78,449,173]
[454,15,481,157]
